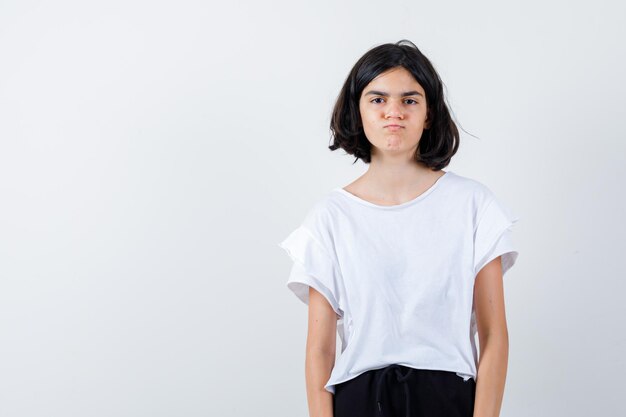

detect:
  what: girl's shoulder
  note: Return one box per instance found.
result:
[443,171,496,200]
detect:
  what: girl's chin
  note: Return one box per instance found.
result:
[386,137,402,148]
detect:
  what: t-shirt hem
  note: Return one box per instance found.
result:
[324,364,477,394]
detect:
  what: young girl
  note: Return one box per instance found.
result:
[279,40,519,417]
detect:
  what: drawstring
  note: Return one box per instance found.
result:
[375,365,414,417]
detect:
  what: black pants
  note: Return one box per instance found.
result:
[333,365,476,417]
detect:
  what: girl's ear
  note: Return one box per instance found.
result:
[424,108,432,129]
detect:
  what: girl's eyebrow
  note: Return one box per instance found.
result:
[364,90,423,97]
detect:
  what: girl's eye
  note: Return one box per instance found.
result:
[370,98,419,104]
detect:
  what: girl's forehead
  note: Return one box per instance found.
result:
[363,76,425,97]
[367,68,423,89]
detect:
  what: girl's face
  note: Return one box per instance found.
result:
[358,66,430,156]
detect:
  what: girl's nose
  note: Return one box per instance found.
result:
[385,102,404,119]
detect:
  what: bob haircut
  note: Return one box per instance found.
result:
[329,40,459,170]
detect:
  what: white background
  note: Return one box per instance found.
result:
[1,0,624,416]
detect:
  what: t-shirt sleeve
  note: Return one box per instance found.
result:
[473,195,520,277]
[278,225,344,318]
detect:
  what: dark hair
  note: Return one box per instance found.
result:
[329,40,459,169]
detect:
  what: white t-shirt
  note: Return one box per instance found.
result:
[278,170,519,394]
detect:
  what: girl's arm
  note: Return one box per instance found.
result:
[305,287,337,417]
[473,256,510,417]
